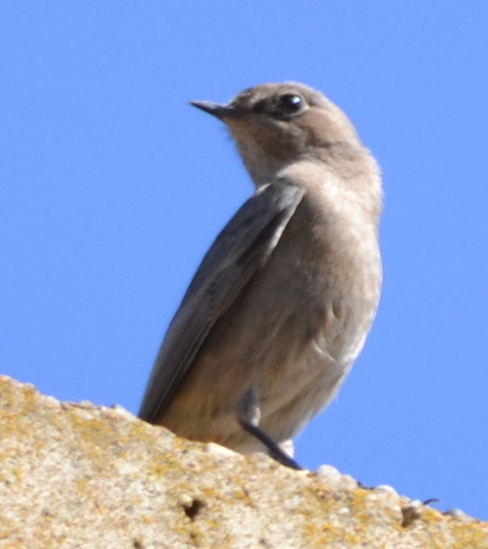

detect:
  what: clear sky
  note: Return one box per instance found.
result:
[1,2,487,521]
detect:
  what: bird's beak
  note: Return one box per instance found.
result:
[189,100,244,120]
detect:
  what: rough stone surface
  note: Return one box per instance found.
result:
[0,375,487,548]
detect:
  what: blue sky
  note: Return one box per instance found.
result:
[1,2,487,520]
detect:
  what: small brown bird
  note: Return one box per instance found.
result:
[139,82,382,469]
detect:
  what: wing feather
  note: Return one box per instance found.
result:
[139,181,305,423]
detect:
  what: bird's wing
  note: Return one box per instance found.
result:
[138,180,305,423]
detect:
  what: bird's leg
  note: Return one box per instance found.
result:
[237,387,302,471]
[239,421,303,470]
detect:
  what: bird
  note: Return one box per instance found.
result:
[138,82,382,469]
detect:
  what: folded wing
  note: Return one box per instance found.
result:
[138,180,305,424]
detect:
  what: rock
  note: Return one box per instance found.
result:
[1,375,487,548]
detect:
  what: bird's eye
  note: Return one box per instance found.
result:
[279,94,304,114]
[251,93,307,119]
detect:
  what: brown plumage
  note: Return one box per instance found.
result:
[139,82,382,464]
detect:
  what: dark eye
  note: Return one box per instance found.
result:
[279,94,304,113]
[251,93,307,119]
